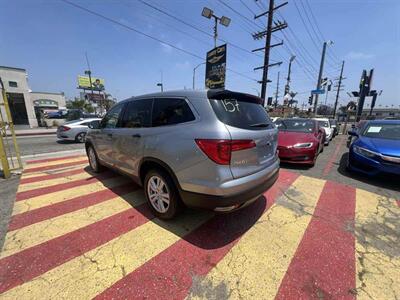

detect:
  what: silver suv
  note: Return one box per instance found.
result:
[86,89,279,219]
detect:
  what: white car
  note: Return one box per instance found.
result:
[57,118,101,143]
[314,118,333,145]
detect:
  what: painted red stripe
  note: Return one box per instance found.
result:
[275,181,356,300]
[9,183,138,231]
[322,136,346,176]
[23,159,88,174]
[20,168,85,184]
[16,171,117,201]
[0,204,153,294]
[26,155,84,165]
[95,170,299,300]
[396,200,400,207]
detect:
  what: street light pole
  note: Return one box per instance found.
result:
[193,62,205,90]
[313,41,333,113]
[201,7,231,49]
[285,55,295,95]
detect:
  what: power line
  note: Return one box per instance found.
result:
[61,0,258,83]
[216,0,263,31]
[139,0,263,59]
[240,0,257,16]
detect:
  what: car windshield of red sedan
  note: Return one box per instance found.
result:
[362,123,400,140]
[275,119,315,133]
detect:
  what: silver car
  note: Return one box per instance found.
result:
[57,118,101,143]
[86,90,279,219]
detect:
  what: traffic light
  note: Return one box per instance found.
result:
[308,96,313,105]
[267,97,273,106]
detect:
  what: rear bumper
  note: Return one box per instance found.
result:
[179,168,279,211]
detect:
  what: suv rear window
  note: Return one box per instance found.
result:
[209,97,272,130]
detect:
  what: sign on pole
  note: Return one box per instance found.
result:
[311,89,325,95]
[205,44,227,89]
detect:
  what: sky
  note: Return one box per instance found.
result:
[1,0,399,109]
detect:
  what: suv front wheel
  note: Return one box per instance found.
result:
[144,169,182,219]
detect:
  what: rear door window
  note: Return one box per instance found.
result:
[152,98,195,127]
[121,99,152,128]
[209,97,272,130]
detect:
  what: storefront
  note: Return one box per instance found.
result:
[0,66,66,128]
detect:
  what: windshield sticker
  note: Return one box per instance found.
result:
[222,99,240,113]
[367,126,382,133]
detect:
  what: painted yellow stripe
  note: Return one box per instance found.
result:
[188,176,325,300]
[20,163,88,179]
[12,176,131,216]
[1,211,213,299]
[355,189,400,300]
[2,191,145,259]
[23,156,87,170]
[17,171,95,192]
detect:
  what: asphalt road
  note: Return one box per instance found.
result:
[14,134,85,157]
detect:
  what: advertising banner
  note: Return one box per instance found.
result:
[78,76,105,91]
[205,44,227,89]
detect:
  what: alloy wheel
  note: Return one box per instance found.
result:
[147,175,170,213]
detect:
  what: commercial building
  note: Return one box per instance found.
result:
[0,66,66,128]
[361,107,400,119]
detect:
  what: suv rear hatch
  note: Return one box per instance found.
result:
[208,89,277,179]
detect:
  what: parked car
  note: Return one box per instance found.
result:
[347,120,400,176]
[57,118,101,143]
[329,119,339,137]
[314,118,333,145]
[85,89,280,219]
[275,118,325,166]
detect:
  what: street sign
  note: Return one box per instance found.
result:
[311,89,325,95]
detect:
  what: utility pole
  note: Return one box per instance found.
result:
[333,60,345,118]
[285,55,295,95]
[274,71,280,108]
[313,41,333,113]
[252,0,288,105]
[356,69,373,122]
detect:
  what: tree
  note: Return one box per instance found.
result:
[66,98,94,113]
[317,104,333,116]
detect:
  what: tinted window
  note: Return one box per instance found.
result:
[152,98,195,127]
[276,119,315,133]
[209,98,272,130]
[121,99,152,128]
[318,120,329,128]
[8,81,18,88]
[101,103,123,128]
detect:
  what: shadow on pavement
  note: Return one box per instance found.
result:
[56,140,81,145]
[337,152,400,192]
[279,162,313,171]
[90,165,266,250]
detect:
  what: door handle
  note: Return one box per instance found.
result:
[132,134,141,138]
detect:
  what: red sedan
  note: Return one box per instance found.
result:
[275,118,325,166]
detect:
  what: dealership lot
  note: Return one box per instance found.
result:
[0,135,399,299]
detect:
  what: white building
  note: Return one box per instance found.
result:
[0,66,66,128]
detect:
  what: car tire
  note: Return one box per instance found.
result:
[75,132,86,143]
[87,145,103,173]
[144,169,182,220]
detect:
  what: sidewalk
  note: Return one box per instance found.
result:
[5,128,57,137]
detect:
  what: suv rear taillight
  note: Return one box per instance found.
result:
[195,139,256,165]
[59,126,71,132]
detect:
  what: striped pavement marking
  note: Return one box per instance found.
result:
[0,156,398,299]
[355,189,400,299]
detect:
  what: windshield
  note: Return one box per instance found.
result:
[362,123,400,140]
[318,121,329,128]
[275,119,315,133]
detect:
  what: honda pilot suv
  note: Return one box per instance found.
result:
[86,89,279,219]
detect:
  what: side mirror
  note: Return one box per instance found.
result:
[88,120,100,129]
[348,130,358,137]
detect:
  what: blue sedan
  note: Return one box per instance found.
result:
[347,120,400,176]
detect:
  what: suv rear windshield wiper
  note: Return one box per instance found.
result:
[249,122,271,128]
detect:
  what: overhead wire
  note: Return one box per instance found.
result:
[61,0,258,83]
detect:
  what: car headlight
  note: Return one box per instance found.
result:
[353,145,379,159]
[293,142,313,148]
